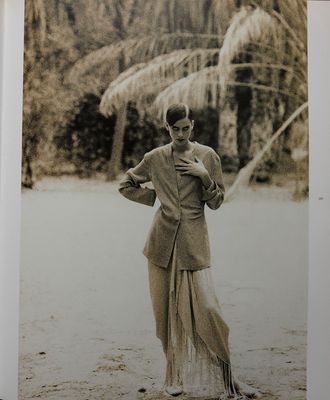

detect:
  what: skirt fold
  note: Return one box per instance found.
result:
[148,241,237,397]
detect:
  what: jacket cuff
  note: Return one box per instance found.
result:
[119,186,157,207]
[201,180,217,201]
[143,188,157,206]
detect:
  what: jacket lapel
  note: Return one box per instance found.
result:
[163,142,180,200]
[163,141,198,200]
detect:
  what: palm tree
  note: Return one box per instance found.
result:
[217,1,308,197]
[100,1,307,195]
[23,0,79,187]
[22,0,47,188]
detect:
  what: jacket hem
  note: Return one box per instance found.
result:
[143,249,211,271]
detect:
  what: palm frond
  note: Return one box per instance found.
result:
[277,0,307,47]
[67,33,222,84]
[153,61,301,117]
[218,6,277,89]
[225,102,308,202]
[153,66,220,116]
[271,9,305,55]
[100,48,219,116]
[227,81,304,101]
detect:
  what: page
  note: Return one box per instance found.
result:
[1,1,330,399]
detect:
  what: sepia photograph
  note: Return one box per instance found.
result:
[19,1,308,399]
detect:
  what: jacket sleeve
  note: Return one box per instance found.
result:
[201,150,225,210]
[118,152,157,207]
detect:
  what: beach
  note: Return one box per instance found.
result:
[19,178,307,400]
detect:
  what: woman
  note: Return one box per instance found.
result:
[118,103,259,399]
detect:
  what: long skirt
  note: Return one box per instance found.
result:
[148,240,237,398]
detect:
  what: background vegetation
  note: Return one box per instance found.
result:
[22,0,308,198]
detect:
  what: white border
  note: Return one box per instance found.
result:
[0,0,24,398]
[307,1,330,399]
[1,1,330,399]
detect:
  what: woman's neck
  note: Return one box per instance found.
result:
[171,140,194,153]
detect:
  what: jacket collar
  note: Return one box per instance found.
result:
[164,141,198,158]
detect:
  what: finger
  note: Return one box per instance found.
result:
[178,157,193,164]
[175,166,190,171]
[175,162,191,167]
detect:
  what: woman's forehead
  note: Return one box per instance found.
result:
[172,117,192,128]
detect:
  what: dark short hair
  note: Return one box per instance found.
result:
[165,103,194,126]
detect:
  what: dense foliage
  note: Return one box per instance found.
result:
[22,0,308,191]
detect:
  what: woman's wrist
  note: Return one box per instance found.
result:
[200,171,213,188]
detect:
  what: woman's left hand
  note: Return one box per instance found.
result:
[175,156,209,178]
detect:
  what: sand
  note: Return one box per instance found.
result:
[19,177,307,400]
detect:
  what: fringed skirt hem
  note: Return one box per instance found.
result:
[148,241,238,398]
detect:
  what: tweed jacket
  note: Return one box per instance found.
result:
[118,141,225,270]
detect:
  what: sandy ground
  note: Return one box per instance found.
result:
[19,177,307,400]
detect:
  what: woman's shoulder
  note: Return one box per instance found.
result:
[144,143,171,159]
[194,141,219,157]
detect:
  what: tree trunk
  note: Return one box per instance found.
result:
[107,103,127,181]
[248,117,272,158]
[21,156,34,189]
[217,93,239,172]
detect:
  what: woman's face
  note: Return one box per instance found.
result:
[165,117,194,147]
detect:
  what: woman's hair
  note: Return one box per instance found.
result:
[164,103,194,126]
